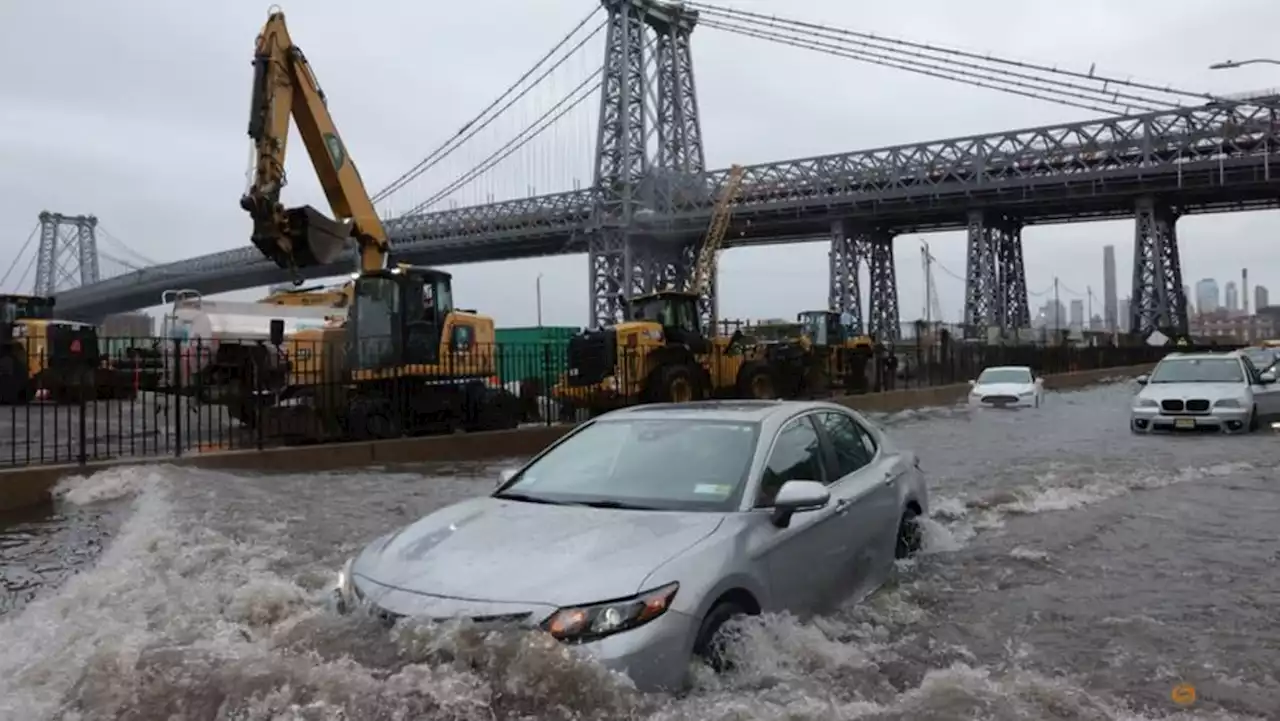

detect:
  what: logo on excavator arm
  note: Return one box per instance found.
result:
[70,339,81,353]
[323,133,346,171]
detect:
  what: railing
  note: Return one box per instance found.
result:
[0,336,1210,470]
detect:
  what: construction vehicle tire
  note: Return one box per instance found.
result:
[736,361,777,399]
[347,396,401,440]
[648,364,698,403]
[0,353,31,406]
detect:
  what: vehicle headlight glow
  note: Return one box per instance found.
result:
[1019,389,1033,396]
[1213,398,1242,408]
[543,582,678,643]
[1135,398,1158,408]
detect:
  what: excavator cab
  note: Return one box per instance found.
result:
[797,310,839,347]
[347,266,454,372]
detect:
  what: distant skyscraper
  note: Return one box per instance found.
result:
[1195,279,1220,315]
[1183,285,1193,316]
[1225,281,1239,313]
[1069,299,1084,330]
[1102,246,1118,331]
[1118,297,1130,332]
[1257,285,1270,311]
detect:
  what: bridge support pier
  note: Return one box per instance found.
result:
[963,210,1028,335]
[1130,196,1187,337]
[864,229,899,342]
[827,219,863,334]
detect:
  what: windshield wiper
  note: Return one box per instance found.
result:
[569,500,659,511]
[493,492,564,505]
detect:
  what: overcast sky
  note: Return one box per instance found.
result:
[4,0,1280,329]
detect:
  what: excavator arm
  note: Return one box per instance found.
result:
[689,164,746,298]
[240,10,388,277]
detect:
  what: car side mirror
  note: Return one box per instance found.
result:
[1034,377,1043,385]
[1135,374,1149,386]
[968,379,976,386]
[496,468,519,488]
[1260,372,1276,385]
[770,480,829,528]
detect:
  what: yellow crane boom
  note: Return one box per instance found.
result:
[240,10,388,277]
[688,164,746,298]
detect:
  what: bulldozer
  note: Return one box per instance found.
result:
[552,165,794,415]
[0,294,106,404]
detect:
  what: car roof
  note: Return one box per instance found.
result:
[1161,352,1240,361]
[602,399,844,423]
[980,365,1032,372]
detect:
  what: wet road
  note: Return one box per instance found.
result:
[0,380,1277,720]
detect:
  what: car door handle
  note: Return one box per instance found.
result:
[834,499,851,514]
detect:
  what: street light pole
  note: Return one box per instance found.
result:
[536,273,543,327]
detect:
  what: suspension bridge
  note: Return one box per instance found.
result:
[13,0,1280,337]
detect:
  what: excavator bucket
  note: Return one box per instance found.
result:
[248,204,351,270]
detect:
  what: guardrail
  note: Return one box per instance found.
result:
[0,336,1214,470]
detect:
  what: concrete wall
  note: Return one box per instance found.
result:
[0,364,1150,513]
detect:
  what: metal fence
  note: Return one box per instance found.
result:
[0,335,1210,470]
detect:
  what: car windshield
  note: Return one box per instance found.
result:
[495,418,759,511]
[1149,357,1244,384]
[977,368,1032,384]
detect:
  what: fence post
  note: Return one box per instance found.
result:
[77,380,87,466]
[541,343,552,426]
[172,338,183,458]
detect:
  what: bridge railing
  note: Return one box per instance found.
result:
[0,336,1222,470]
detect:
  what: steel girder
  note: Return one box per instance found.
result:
[1130,196,1187,336]
[34,211,100,295]
[58,100,1280,314]
[964,210,1028,332]
[863,228,899,342]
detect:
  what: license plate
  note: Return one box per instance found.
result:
[1174,418,1195,429]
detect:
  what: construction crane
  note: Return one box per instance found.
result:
[688,164,747,307]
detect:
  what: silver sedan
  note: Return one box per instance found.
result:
[332,400,929,692]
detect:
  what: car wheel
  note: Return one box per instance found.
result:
[1249,405,1260,432]
[894,509,923,560]
[692,601,747,673]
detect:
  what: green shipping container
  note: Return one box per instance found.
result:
[494,326,581,390]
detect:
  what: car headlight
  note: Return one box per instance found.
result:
[1135,398,1158,408]
[1213,398,1242,408]
[542,582,678,643]
[1019,390,1033,396]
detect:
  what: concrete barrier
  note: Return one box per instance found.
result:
[0,363,1150,513]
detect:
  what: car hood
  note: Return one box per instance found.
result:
[1139,382,1247,401]
[972,382,1033,396]
[352,496,726,608]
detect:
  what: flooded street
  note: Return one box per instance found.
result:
[0,380,1276,720]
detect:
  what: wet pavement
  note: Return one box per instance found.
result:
[0,380,1276,720]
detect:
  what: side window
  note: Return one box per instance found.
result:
[818,412,875,480]
[755,416,825,507]
[451,324,474,352]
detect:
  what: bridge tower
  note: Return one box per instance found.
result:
[33,211,101,296]
[963,211,1030,336]
[588,0,709,328]
[1129,196,1187,337]
[827,222,901,340]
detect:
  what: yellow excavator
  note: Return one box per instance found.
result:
[239,10,517,439]
[258,281,352,308]
[552,164,786,414]
[0,294,105,404]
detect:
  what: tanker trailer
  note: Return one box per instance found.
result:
[159,289,339,426]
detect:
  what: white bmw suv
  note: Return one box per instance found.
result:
[1131,351,1280,434]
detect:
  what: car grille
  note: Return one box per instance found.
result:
[981,395,1018,404]
[375,608,532,629]
[1161,399,1211,415]
[565,329,616,387]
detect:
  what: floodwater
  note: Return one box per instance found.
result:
[0,380,1277,720]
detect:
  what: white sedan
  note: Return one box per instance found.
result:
[967,365,1043,408]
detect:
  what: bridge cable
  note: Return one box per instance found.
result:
[0,223,39,291]
[700,16,1162,115]
[397,69,604,218]
[372,8,604,205]
[691,3,1226,108]
[96,225,161,268]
